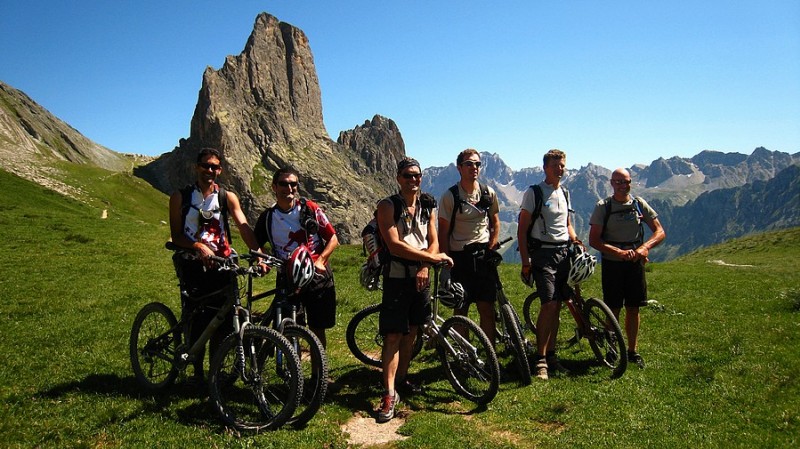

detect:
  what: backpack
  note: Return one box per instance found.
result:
[445,183,492,240]
[361,193,436,273]
[258,198,319,251]
[524,184,570,252]
[179,184,231,244]
[602,196,645,246]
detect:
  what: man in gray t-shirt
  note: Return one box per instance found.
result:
[589,168,666,369]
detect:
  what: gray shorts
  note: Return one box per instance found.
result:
[531,246,571,304]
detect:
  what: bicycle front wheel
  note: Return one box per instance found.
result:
[345,303,423,368]
[584,298,628,379]
[209,325,301,432]
[500,303,532,385]
[283,324,328,427]
[130,302,180,390]
[437,315,500,405]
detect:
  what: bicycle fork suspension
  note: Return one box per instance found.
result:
[232,306,253,380]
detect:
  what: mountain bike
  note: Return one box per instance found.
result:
[522,280,628,378]
[250,270,329,427]
[346,262,501,405]
[129,243,302,432]
[463,237,532,385]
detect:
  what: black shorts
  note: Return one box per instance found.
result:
[451,248,498,304]
[173,256,237,347]
[530,246,571,304]
[601,259,648,309]
[379,277,431,336]
[281,268,337,329]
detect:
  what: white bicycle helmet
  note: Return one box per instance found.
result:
[568,246,597,286]
[359,262,381,291]
[286,245,315,292]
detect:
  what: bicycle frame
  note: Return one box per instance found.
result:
[160,249,278,371]
[561,285,591,343]
[424,267,487,368]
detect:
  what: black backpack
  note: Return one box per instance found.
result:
[255,198,319,252]
[602,196,645,246]
[445,183,493,240]
[524,184,570,252]
[361,193,436,272]
[179,184,231,244]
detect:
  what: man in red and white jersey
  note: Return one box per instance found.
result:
[254,166,339,348]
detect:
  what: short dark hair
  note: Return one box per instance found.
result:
[197,147,222,163]
[396,157,420,175]
[543,149,566,167]
[456,149,479,166]
[272,166,300,185]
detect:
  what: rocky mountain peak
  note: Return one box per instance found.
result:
[338,114,406,190]
[135,13,401,241]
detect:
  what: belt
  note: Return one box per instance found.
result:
[540,241,569,249]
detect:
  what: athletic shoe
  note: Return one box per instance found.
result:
[535,358,548,380]
[629,351,646,369]
[376,392,399,423]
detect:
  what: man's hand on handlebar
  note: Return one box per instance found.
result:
[432,253,454,269]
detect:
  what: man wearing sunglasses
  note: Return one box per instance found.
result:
[589,168,665,369]
[169,147,264,387]
[438,149,500,344]
[254,166,339,349]
[374,157,453,423]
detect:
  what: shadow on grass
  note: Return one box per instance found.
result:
[326,361,494,419]
[36,373,220,429]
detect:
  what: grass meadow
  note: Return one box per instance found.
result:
[0,165,798,448]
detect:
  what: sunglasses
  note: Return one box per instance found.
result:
[401,172,422,180]
[198,162,221,171]
[460,161,482,168]
[612,179,632,185]
[277,180,299,188]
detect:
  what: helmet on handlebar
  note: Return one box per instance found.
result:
[438,281,466,309]
[437,268,466,309]
[286,244,315,292]
[568,245,596,286]
[359,262,381,291]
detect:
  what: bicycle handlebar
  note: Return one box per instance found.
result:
[497,236,513,248]
[164,241,283,275]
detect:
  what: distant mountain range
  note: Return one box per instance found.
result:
[422,149,800,261]
[1,12,798,262]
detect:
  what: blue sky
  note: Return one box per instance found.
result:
[1,1,798,171]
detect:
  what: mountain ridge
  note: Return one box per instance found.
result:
[1,11,798,259]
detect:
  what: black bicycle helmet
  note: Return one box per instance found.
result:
[359,262,381,291]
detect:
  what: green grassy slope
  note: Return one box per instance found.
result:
[0,167,798,448]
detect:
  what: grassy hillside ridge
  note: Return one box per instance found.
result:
[1,167,798,448]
